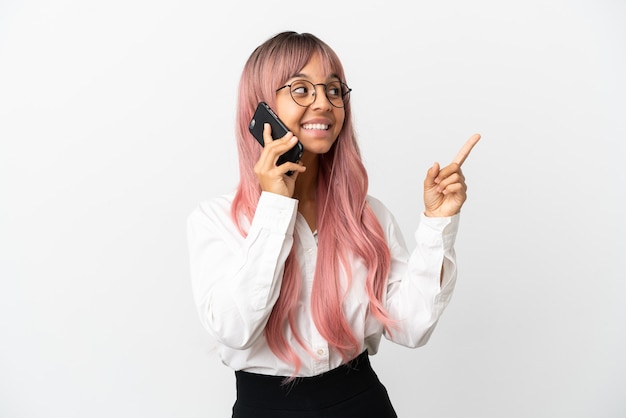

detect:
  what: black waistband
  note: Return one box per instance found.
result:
[234,351,379,410]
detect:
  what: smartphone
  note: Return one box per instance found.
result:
[249,102,303,171]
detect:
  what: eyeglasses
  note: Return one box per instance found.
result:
[276,79,352,108]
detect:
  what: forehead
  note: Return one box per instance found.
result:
[289,53,340,81]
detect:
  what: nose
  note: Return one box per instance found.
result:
[310,84,333,111]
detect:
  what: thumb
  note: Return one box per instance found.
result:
[424,162,440,188]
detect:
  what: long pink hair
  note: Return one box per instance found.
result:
[231,32,394,375]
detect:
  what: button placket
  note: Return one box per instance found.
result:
[312,343,330,374]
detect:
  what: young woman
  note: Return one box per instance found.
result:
[187,31,480,417]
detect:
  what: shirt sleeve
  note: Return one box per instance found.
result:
[372,198,460,348]
[186,192,298,349]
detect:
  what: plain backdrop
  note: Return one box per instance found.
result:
[1,0,624,417]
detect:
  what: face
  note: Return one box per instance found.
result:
[274,52,345,156]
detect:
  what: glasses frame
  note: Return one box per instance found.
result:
[276,79,352,108]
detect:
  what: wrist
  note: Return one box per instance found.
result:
[423,210,436,218]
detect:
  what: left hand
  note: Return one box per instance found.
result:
[423,133,481,217]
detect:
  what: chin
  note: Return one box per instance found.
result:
[300,135,338,154]
[303,142,335,155]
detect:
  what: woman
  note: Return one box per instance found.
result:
[187,31,480,417]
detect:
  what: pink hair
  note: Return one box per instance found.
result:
[231,32,394,375]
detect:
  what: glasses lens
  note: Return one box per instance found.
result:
[289,80,315,107]
[340,83,351,105]
[325,81,348,108]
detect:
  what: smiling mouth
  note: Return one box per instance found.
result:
[302,123,329,130]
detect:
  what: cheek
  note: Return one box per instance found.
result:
[335,114,346,135]
[275,105,304,131]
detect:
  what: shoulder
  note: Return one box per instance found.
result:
[366,194,393,217]
[365,195,397,228]
[365,195,409,250]
[187,191,236,229]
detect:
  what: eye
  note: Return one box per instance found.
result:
[290,81,311,96]
[326,82,342,98]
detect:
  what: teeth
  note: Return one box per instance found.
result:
[302,123,329,130]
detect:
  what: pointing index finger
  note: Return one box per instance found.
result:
[453,133,481,166]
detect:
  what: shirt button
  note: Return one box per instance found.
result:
[317,349,325,356]
[307,248,314,255]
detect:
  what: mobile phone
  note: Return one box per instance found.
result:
[249,102,304,171]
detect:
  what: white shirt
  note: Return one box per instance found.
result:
[187,191,459,377]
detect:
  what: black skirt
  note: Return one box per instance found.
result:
[232,351,397,418]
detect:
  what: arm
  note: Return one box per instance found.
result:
[375,200,459,348]
[187,192,298,349]
[382,133,479,347]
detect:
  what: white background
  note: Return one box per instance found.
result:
[1,0,624,417]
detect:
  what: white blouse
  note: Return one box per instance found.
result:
[187,191,460,377]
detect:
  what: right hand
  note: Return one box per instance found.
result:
[254,123,306,197]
